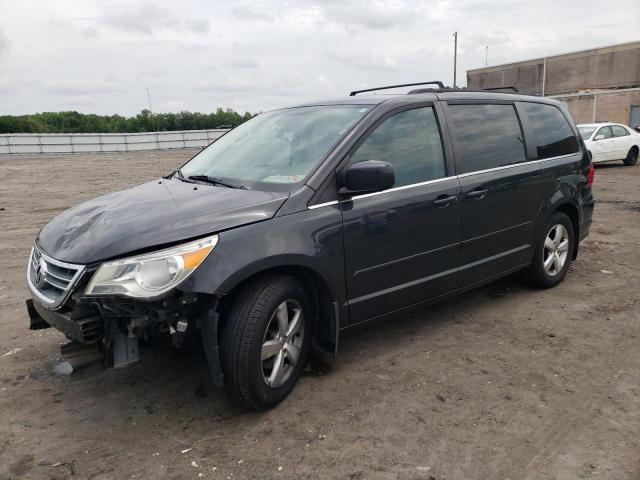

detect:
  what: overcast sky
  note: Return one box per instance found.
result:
[0,0,638,115]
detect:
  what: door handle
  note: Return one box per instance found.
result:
[433,194,458,207]
[466,188,488,199]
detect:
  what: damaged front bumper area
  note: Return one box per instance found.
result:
[27,244,225,385]
[27,287,221,383]
[27,291,210,362]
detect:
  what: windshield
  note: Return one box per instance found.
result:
[181,105,372,189]
[578,126,597,140]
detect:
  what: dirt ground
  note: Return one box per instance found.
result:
[0,150,638,480]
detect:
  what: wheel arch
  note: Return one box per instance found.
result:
[553,202,580,260]
[216,261,340,356]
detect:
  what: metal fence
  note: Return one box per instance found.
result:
[0,129,230,154]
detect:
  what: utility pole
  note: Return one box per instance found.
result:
[485,46,488,67]
[453,31,458,88]
[146,88,156,129]
[146,87,159,148]
[541,57,547,97]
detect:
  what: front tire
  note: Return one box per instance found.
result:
[221,274,312,410]
[623,147,638,166]
[528,212,574,288]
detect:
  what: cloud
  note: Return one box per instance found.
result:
[43,80,124,96]
[229,0,421,31]
[185,18,210,34]
[0,30,10,57]
[90,2,210,36]
[230,4,276,22]
[325,50,397,72]
[224,57,259,69]
[0,0,638,116]
[320,1,422,31]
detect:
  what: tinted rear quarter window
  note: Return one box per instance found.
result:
[520,102,579,159]
[448,103,526,174]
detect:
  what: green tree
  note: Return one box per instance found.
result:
[0,108,255,134]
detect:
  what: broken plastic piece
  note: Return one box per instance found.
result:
[112,332,140,368]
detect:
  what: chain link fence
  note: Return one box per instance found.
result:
[0,129,230,154]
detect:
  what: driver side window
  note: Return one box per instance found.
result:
[349,107,446,188]
[596,126,612,139]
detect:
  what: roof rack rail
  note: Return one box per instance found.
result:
[482,86,519,93]
[409,87,460,94]
[349,81,445,96]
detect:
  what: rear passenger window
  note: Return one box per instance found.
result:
[611,125,630,137]
[349,107,445,187]
[447,104,526,174]
[521,102,579,159]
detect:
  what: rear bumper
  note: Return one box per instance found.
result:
[26,298,101,343]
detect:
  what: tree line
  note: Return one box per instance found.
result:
[0,108,255,134]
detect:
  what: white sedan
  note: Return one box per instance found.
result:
[578,123,639,166]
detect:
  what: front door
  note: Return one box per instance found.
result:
[590,126,614,162]
[340,105,461,324]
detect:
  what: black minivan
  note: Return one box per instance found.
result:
[26,83,595,409]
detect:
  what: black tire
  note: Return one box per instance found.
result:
[528,212,575,289]
[221,274,312,410]
[623,147,638,166]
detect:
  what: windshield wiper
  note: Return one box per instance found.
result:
[165,168,195,183]
[187,175,247,189]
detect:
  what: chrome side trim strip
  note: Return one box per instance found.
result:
[456,152,577,178]
[308,200,339,210]
[306,151,580,209]
[350,176,453,200]
[456,159,542,178]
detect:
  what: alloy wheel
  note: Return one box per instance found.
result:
[543,224,570,276]
[261,299,304,388]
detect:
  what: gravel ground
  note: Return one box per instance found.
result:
[0,150,639,480]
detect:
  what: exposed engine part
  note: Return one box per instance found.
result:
[112,331,140,368]
[176,319,189,332]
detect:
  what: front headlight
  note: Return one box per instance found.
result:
[85,235,218,299]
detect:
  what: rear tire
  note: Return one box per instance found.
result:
[221,274,312,410]
[528,212,575,289]
[623,147,638,166]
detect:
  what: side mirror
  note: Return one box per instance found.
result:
[594,134,605,141]
[339,160,395,196]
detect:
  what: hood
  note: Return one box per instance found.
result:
[37,178,288,264]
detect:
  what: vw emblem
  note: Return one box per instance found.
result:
[34,258,48,289]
